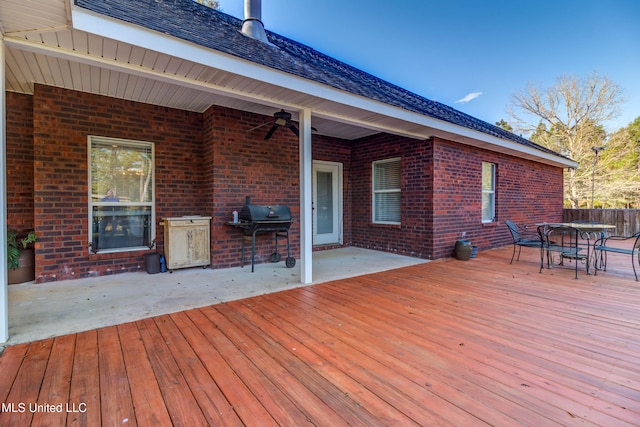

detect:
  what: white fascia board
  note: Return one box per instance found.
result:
[426,121,578,169]
[69,6,574,169]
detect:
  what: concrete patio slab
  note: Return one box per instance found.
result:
[4,247,426,347]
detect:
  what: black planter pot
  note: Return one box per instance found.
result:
[455,240,472,261]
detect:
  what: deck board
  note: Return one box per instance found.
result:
[0,339,52,426]
[31,335,75,427]
[66,330,100,427]
[0,343,28,404]
[184,307,281,425]
[117,322,172,427]
[1,246,640,426]
[136,317,208,426]
[97,326,137,426]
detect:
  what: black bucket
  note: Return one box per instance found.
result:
[145,253,161,274]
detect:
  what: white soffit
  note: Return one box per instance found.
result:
[0,0,69,35]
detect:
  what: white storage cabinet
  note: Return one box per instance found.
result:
[163,216,211,271]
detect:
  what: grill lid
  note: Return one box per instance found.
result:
[239,204,292,223]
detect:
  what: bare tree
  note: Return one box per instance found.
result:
[508,72,625,207]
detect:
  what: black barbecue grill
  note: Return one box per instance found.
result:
[232,202,295,272]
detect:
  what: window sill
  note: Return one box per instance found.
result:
[482,221,499,228]
[370,222,402,229]
[89,246,152,257]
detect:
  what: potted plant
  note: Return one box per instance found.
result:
[7,229,37,284]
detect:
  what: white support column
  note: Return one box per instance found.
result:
[299,108,313,284]
[0,38,9,343]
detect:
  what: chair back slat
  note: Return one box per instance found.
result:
[505,220,521,240]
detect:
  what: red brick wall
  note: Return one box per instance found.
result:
[6,92,34,233]
[32,85,204,281]
[351,133,434,258]
[431,138,563,259]
[351,134,564,260]
[203,106,302,268]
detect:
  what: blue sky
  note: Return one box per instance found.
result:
[217,0,640,133]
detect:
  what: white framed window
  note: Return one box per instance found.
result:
[482,162,496,223]
[88,136,155,253]
[372,157,401,224]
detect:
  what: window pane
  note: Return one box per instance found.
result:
[374,192,401,222]
[317,171,334,234]
[482,193,494,222]
[482,162,494,191]
[91,206,152,251]
[374,160,401,191]
[91,141,153,203]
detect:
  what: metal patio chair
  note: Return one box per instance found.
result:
[593,232,640,281]
[505,220,543,264]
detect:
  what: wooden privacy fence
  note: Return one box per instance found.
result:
[563,209,640,237]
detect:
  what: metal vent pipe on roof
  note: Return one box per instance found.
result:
[242,0,269,43]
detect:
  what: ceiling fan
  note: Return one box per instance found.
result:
[248,109,316,140]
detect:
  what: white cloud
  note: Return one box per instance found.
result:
[455,91,483,104]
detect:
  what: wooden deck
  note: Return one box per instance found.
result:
[1,246,639,426]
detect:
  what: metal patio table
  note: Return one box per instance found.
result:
[537,222,616,278]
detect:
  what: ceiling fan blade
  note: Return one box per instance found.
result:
[247,121,272,133]
[248,122,271,133]
[290,120,318,133]
[287,123,299,137]
[264,124,279,140]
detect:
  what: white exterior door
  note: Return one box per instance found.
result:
[313,161,342,245]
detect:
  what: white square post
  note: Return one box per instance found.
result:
[298,108,313,284]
